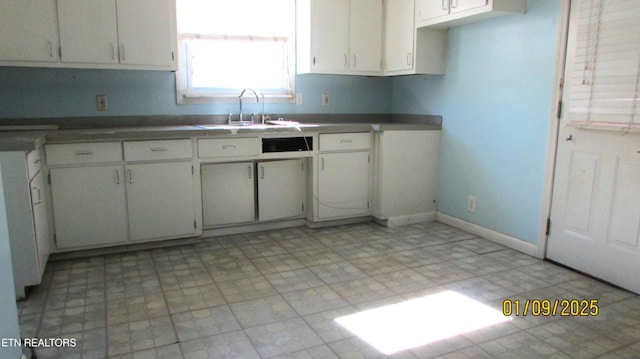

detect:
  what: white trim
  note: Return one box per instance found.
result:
[537,0,572,260]
[436,212,538,258]
[374,212,437,228]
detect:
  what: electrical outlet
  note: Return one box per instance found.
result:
[96,95,108,111]
[296,92,303,105]
[467,195,477,213]
[322,93,330,106]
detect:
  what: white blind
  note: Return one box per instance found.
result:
[568,0,640,129]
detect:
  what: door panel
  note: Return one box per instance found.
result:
[201,162,255,226]
[126,162,195,241]
[318,152,370,219]
[258,159,306,222]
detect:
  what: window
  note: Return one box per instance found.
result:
[175,0,296,104]
[567,0,640,130]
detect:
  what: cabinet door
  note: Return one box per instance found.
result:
[384,0,415,73]
[126,162,196,241]
[116,0,177,68]
[258,160,306,222]
[416,0,450,22]
[0,0,58,62]
[350,0,382,73]
[50,166,128,249]
[312,0,350,72]
[30,171,50,278]
[318,152,370,219]
[57,0,118,64]
[450,0,488,15]
[201,162,256,227]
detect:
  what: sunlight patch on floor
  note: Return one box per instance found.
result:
[335,290,511,355]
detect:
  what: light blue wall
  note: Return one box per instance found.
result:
[0,68,392,119]
[392,0,559,244]
[0,165,22,359]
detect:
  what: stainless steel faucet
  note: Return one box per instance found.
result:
[239,88,259,124]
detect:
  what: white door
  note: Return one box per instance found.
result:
[416,0,450,22]
[201,162,256,226]
[126,162,196,241]
[349,0,382,73]
[318,152,370,219]
[50,166,128,248]
[258,159,306,222]
[450,0,488,15]
[312,0,350,72]
[57,0,118,64]
[0,0,58,62]
[116,0,177,68]
[546,0,640,294]
[384,0,415,73]
[30,171,50,279]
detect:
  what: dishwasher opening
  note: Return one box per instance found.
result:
[262,136,313,153]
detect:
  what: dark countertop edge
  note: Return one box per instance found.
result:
[0,113,442,129]
[0,114,442,150]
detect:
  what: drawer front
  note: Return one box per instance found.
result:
[27,147,43,179]
[46,142,123,165]
[124,139,193,162]
[320,132,371,151]
[198,138,260,158]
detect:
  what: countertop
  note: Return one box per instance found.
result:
[0,116,442,152]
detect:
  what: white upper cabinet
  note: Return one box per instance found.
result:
[349,0,383,73]
[0,0,59,63]
[297,0,383,75]
[116,0,177,68]
[416,0,526,28]
[57,0,119,64]
[0,0,177,70]
[383,0,446,75]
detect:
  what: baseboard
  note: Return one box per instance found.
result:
[436,212,538,257]
[374,212,437,228]
[203,219,307,237]
[305,216,373,229]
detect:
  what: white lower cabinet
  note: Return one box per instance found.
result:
[31,171,51,277]
[317,151,370,219]
[258,159,306,222]
[201,159,307,227]
[48,140,199,250]
[126,162,196,241]
[373,130,440,226]
[50,165,128,249]
[201,162,256,227]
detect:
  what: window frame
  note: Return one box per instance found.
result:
[174,1,296,105]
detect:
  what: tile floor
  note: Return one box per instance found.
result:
[17,221,640,358]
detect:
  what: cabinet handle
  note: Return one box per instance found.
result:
[248,165,252,179]
[407,53,413,66]
[344,54,348,67]
[150,147,167,152]
[34,159,42,165]
[321,157,325,170]
[340,138,353,144]
[261,165,265,179]
[110,44,116,60]
[353,55,357,68]
[114,169,120,185]
[48,40,54,58]
[127,169,133,184]
[32,186,42,205]
[222,144,237,150]
[120,44,125,61]
[451,0,458,9]
[74,150,93,156]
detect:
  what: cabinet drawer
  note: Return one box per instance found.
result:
[198,138,260,158]
[26,148,43,179]
[124,140,193,162]
[320,132,371,151]
[46,142,123,165]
